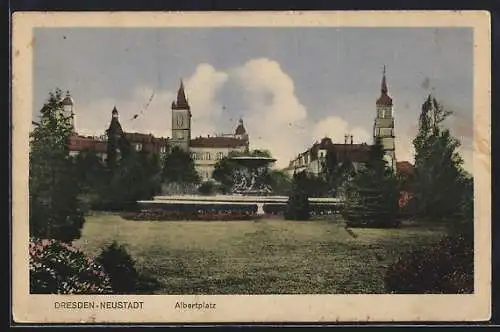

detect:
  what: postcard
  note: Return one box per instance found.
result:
[12,10,491,323]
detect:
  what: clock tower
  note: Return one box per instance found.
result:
[171,79,192,152]
[373,66,396,172]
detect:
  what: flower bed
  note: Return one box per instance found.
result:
[30,237,113,294]
[121,209,258,221]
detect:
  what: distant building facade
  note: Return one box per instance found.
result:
[63,92,169,162]
[63,80,249,181]
[285,68,406,177]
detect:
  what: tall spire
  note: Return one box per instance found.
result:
[376,65,392,106]
[172,79,190,110]
[381,65,388,94]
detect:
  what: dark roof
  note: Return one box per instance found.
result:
[68,132,168,154]
[124,132,168,144]
[190,136,247,148]
[67,135,107,153]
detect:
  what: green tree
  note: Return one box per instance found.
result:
[342,138,400,228]
[268,169,293,195]
[101,150,162,210]
[29,89,85,242]
[284,171,311,220]
[412,95,470,221]
[320,149,343,195]
[73,149,108,213]
[162,146,200,185]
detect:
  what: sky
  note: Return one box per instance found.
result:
[33,27,473,171]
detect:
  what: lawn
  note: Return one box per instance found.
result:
[73,213,446,294]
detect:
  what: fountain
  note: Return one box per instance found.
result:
[137,155,342,218]
[228,156,276,196]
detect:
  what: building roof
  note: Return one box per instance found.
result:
[124,132,168,144]
[67,135,107,153]
[190,136,247,148]
[292,139,372,165]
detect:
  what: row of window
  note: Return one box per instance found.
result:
[191,151,226,161]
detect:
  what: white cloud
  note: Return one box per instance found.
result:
[74,63,227,139]
[185,63,229,137]
[231,58,310,168]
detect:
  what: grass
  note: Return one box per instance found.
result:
[73,212,446,294]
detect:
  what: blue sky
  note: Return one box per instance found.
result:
[33,27,473,170]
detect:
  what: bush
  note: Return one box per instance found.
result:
[342,187,401,228]
[284,192,310,221]
[198,181,216,195]
[384,234,473,294]
[95,241,140,294]
[29,237,112,294]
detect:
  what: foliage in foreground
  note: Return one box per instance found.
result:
[29,237,113,294]
[384,234,473,294]
[95,241,140,294]
[30,89,85,242]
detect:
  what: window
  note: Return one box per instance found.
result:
[216,152,224,160]
[135,143,142,151]
[205,152,211,160]
[160,146,166,154]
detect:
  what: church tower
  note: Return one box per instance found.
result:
[373,66,396,171]
[171,80,192,152]
[62,90,75,133]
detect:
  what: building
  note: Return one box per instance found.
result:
[64,80,249,181]
[64,92,169,162]
[285,67,404,177]
[169,80,250,181]
[283,136,371,177]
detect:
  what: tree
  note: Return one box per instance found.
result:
[162,146,200,185]
[320,149,342,195]
[268,169,293,195]
[212,155,239,193]
[29,89,85,242]
[342,138,400,228]
[100,150,162,210]
[284,171,311,220]
[412,95,470,222]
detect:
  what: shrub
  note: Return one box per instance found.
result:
[384,234,473,294]
[95,242,140,294]
[29,237,112,294]
[198,181,216,195]
[342,187,401,228]
[284,192,310,221]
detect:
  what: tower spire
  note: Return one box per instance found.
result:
[376,65,392,106]
[381,65,388,94]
